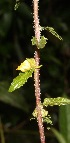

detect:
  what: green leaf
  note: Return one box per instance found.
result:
[32,105,53,126]
[9,70,34,92]
[43,97,70,107]
[45,26,63,40]
[31,37,38,46]
[0,82,29,112]
[59,95,70,143]
[38,36,48,49]
[51,128,66,143]
[31,36,48,49]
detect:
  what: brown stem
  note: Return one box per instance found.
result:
[33,0,46,143]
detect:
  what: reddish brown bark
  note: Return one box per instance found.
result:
[33,0,46,143]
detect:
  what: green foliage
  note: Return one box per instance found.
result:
[9,58,42,92]
[32,97,70,128]
[43,97,70,107]
[31,26,62,49]
[26,58,36,69]
[41,26,63,40]
[31,36,48,49]
[44,27,63,40]
[9,70,34,92]
[0,0,70,143]
[38,36,48,49]
[31,105,53,128]
[31,37,37,46]
[16,58,36,72]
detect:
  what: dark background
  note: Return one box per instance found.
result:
[0,0,70,143]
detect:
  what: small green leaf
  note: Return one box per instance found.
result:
[43,97,70,107]
[9,70,34,92]
[38,36,48,49]
[45,26,63,40]
[32,105,48,118]
[31,36,48,49]
[43,115,53,125]
[32,105,53,126]
[31,37,38,46]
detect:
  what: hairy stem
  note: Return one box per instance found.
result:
[33,0,46,143]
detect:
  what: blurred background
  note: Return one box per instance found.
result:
[0,0,70,143]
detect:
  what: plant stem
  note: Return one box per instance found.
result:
[33,0,46,143]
